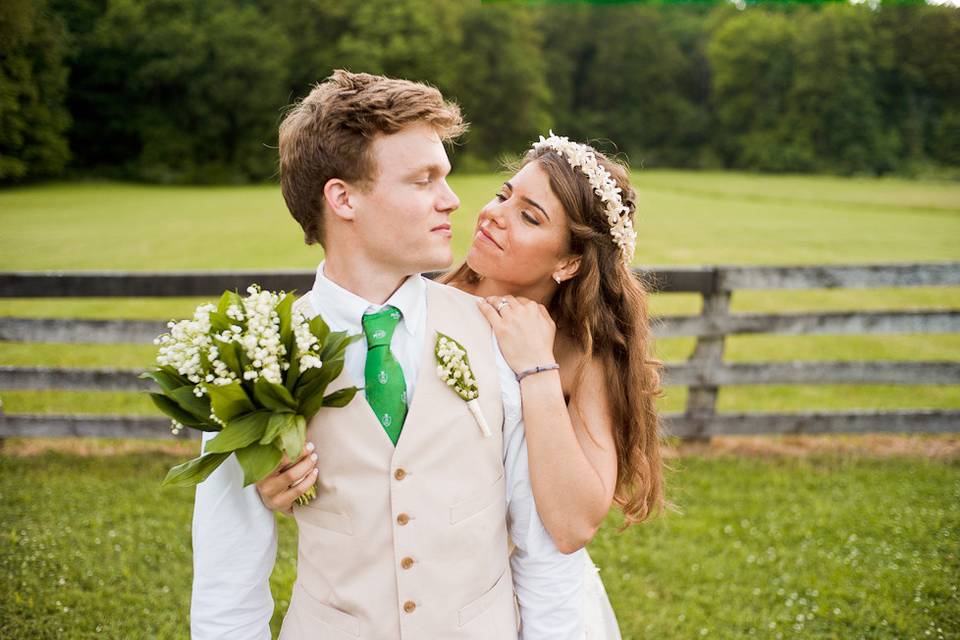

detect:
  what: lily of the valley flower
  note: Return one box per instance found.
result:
[435,332,490,437]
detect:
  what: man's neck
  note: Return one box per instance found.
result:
[323,253,411,306]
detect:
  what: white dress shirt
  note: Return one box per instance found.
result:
[191,262,584,639]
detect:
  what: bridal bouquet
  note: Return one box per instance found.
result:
[142,285,358,504]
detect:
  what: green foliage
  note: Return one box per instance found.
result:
[449,4,552,169]
[0,0,71,182]
[2,1,956,180]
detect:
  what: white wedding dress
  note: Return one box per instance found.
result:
[583,551,622,640]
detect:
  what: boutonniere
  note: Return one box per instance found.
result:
[435,332,491,437]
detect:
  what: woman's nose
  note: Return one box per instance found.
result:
[484,201,507,228]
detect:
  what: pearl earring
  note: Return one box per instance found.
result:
[553,275,561,284]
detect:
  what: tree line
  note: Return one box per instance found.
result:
[2,0,958,184]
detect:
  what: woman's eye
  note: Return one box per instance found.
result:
[522,211,540,225]
[494,192,506,202]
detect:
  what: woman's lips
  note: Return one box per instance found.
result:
[477,226,502,249]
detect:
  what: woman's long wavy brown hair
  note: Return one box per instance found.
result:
[443,144,665,527]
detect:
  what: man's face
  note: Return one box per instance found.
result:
[349,123,460,275]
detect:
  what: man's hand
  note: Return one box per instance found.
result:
[255,442,319,515]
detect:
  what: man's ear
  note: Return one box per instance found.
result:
[552,255,581,284]
[323,178,355,221]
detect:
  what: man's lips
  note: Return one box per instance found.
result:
[431,223,452,238]
[477,226,502,250]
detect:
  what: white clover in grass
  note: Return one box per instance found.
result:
[435,332,488,437]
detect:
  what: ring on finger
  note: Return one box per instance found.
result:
[496,298,509,312]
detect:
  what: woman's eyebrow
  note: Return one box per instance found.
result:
[504,181,550,220]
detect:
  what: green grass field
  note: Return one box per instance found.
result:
[1,448,957,639]
[1,172,959,638]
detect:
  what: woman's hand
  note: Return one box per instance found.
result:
[478,295,557,374]
[255,442,319,515]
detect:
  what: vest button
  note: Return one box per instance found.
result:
[394,468,407,481]
[401,556,414,570]
[403,600,416,614]
[396,513,410,526]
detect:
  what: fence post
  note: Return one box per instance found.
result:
[683,269,731,442]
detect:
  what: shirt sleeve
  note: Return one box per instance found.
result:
[190,431,277,640]
[493,334,585,640]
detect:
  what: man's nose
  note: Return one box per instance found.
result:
[437,179,460,213]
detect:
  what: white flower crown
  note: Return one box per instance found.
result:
[531,131,636,265]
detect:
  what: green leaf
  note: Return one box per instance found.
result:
[161,452,230,488]
[261,411,295,445]
[217,290,242,317]
[276,292,295,357]
[160,366,191,386]
[168,386,213,421]
[284,350,302,393]
[149,393,207,429]
[216,339,243,375]
[235,443,283,487]
[323,386,358,408]
[253,378,297,412]
[320,330,359,362]
[206,381,255,422]
[205,410,271,453]
[308,314,330,345]
[296,358,344,418]
[139,369,182,394]
[207,310,231,334]
[279,413,305,459]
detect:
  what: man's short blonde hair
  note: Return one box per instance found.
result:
[278,70,467,246]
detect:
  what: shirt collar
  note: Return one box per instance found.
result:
[310,261,425,338]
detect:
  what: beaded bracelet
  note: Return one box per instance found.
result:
[515,363,560,382]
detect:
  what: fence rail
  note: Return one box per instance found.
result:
[2,263,959,439]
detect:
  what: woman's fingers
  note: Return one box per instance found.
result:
[276,450,318,488]
[477,298,505,327]
[273,467,320,515]
[255,442,318,513]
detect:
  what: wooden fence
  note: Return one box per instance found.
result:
[1,263,959,440]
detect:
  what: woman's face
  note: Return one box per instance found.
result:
[466,160,572,288]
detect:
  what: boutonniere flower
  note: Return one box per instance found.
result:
[435,332,490,437]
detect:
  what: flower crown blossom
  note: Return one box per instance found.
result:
[531,131,637,265]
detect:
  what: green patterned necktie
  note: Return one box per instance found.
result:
[362,306,407,445]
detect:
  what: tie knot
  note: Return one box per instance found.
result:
[362,306,402,348]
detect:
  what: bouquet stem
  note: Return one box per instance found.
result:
[295,483,317,506]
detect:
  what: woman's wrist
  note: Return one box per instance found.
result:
[515,362,560,383]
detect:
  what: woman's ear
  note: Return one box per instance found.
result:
[323,178,355,221]
[552,255,581,284]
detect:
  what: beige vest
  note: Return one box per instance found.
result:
[280,279,518,640]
